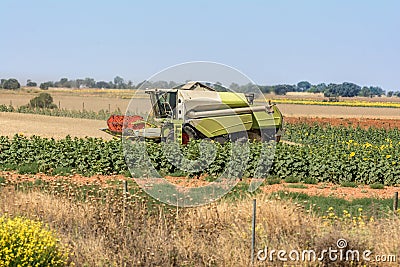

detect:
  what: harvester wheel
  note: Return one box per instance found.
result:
[260,128,277,142]
[247,131,262,142]
[229,131,248,143]
[183,125,199,140]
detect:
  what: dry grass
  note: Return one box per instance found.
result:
[1,183,399,266]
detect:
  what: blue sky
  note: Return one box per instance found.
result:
[1,0,399,91]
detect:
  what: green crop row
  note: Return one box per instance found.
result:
[0,123,399,185]
[281,123,400,184]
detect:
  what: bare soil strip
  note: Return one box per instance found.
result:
[2,171,398,201]
[279,104,400,119]
[285,116,400,129]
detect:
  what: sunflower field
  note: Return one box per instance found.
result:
[0,123,399,185]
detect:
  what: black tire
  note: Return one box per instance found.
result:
[260,128,276,142]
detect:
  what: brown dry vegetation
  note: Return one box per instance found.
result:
[1,184,399,266]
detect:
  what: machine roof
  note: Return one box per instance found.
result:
[179,81,215,91]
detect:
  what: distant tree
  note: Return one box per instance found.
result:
[324,83,339,97]
[75,79,84,88]
[387,91,394,97]
[368,86,384,97]
[229,82,240,90]
[297,81,311,91]
[60,78,68,85]
[257,85,271,94]
[113,76,125,88]
[95,81,111,89]
[238,83,259,93]
[359,86,383,97]
[136,80,152,89]
[28,93,57,109]
[39,81,54,90]
[359,86,371,97]
[151,80,169,89]
[127,80,133,89]
[168,81,178,88]
[3,78,20,90]
[0,79,6,88]
[26,79,37,87]
[308,83,326,93]
[272,84,296,95]
[54,78,72,88]
[84,77,96,88]
[324,82,361,97]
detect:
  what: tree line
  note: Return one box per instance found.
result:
[232,81,400,97]
[1,77,400,97]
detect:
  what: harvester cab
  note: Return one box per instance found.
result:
[148,90,177,119]
[102,81,283,144]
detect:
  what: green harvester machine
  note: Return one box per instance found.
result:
[102,81,283,144]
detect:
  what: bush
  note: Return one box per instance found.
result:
[370,183,385,189]
[303,177,318,184]
[0,216,69,266]
[17,162,39,174]
[28,93,57,109]
[40,82,53,90]
[265,176,281,185]
[26,80,37,87]
[340,181,358,188]
[284,176,300,183]
[286,183,308,189]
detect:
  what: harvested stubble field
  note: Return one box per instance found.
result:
[0,88,148,112]
[0,112,112,139]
